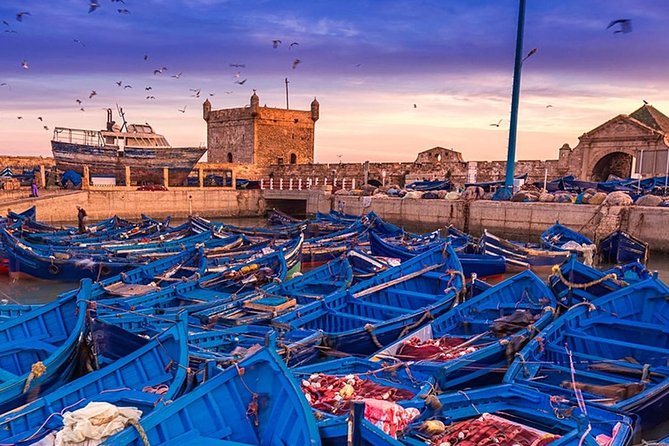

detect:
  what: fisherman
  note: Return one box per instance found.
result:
[30,180,39,198]
[77,206,88,234]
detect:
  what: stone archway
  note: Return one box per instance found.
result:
[591,152,633,181]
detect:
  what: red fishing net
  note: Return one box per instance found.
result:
[396,336,481,361]
[300,373,416,415]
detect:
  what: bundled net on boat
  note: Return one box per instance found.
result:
[416,413,561,446]
[300,373,415,415]
[395,311,538,362]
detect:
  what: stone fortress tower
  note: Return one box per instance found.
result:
[203,91,319,166]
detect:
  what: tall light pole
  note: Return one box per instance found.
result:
[504,0,527,189]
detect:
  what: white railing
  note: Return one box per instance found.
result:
[260,177,357,190]
[53,127,104,146]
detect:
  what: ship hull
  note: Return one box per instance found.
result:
[51,142,206,186]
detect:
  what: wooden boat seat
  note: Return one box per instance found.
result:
[104,282,160,297]
[584,316,669,335]
[385,288,438,304]
[349,300,412,316]
[564,330,669,356]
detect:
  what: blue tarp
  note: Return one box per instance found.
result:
[60,170,82,187]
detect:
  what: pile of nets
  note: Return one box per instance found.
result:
[396,336,481,362]
[300,373,415,415]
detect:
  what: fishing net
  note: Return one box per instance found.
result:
[300,373,415,415]
[396,336,480,362]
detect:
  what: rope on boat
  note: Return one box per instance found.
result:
[128,418,151,446]
[398,311,434,338]
[364,324,384,349]
[550,265,627,290]
[22,361,46,393]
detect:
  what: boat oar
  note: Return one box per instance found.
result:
[352,263,444,298]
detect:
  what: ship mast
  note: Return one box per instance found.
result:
[116,104,128,132]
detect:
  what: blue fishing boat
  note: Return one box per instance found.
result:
[273,242,463,355]
[505,275,669,427]
[369,270,556,390]
[401,384,634,446]
[405,179,453,191]
[548,254,629,306]
[370,231,505,278]
[541,222,595,254]
[599,229,649,265]
[347,249,396,283]
[102,347,321,446]
[0,279,91,413]
[479,229,570,271]
[194,256,353,326]
[0,317,190,445]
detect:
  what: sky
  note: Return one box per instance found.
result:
[1,0,668,163]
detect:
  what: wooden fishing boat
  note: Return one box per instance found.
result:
[318,417,403,446]
[548,254,630,306]
[599,229,649,265]
[370,231,506,278]
[541,222,595,255]
[194,256,352,326]
[401,384,634,445]
[273,243,463,355]
[370,270,556,390]
[0,279,91,413]
[51,110,206,186]
[347,249,396,284]
[0,317,190,445]
[505,276,669,427]
[102,347,321,445]
[479,228,569,271]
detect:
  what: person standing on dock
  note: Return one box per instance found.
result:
[77,206,88,234]
[30,181,39,198]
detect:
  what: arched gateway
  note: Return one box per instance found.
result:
[591,152,633,182]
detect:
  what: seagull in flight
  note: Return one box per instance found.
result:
[490,119,503,127]
[413,104,417,109]
[607,19,632,34]
[117,9,130,14]
[16,116,22,120]
[89,1,100,13]
[153,69,163,75]
[171,72,183,79]
[123,85,133,89]
[225,91,233,94]
[546,104,553,108]
[115,81,122,86]
[229,63,245,68]
[272,39,282,48]
[21,60,29,69]
[522,48,537,63]
[43,125,49,131]
[234,79,247,85]
[178,106,186,113]
[37,116,43,121]
[289,42,299,50]
[292,59,301,69]
[145,86,152,91]
[2,20,9,27]
[146,96,156,100]
[80,107,85,112]
[73,39,86,47]
[144,54,149,61]
[76,99,82,104]
[16,12,31,22]
[89,90,97,99]
[189,88,201,98]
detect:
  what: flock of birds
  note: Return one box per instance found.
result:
[0,4,638,136]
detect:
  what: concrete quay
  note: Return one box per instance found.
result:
[2,188,668,252]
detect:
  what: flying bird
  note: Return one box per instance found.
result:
[80,107,85,112]
[490,119,503,127]
[234,79,247,85]
[354,63,362,68]
[75,99,82,104]
[546,104,553,108]
[292,59,301,69]
[171,72,183,79]
[89,1,100,13]
[209,93,215,97]
[117,9,130,14]
[272,39,282,48]
[224,91,233,94]
[413,104,417,109]
[16,12,31,22]
[143,54,149,61]
[145,86,152,91]
[89,90,97,99]
[21,60,29,69]
[123,85,132,89]
[16,116,22,120]
[153,69,163,75]
[178,106,186,113]
[2,20,9,27]
[115,81,122,86]
[146,96,155,100]
[522,47,537,62]
[607,19,632,34]
[4,30,17,34]
[189,88,201,98]
[73,39,86,47]
[37,116,43,121]
[229,63,245,68]
[43,125,49,131]
[289,42,299,50]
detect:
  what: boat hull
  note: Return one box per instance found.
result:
[51,141,206,186]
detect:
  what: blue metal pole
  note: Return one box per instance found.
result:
[504,0,527,188]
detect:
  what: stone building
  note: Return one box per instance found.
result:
[560,104,669,181]
[203,91,319,166]
[414,147,464,164]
